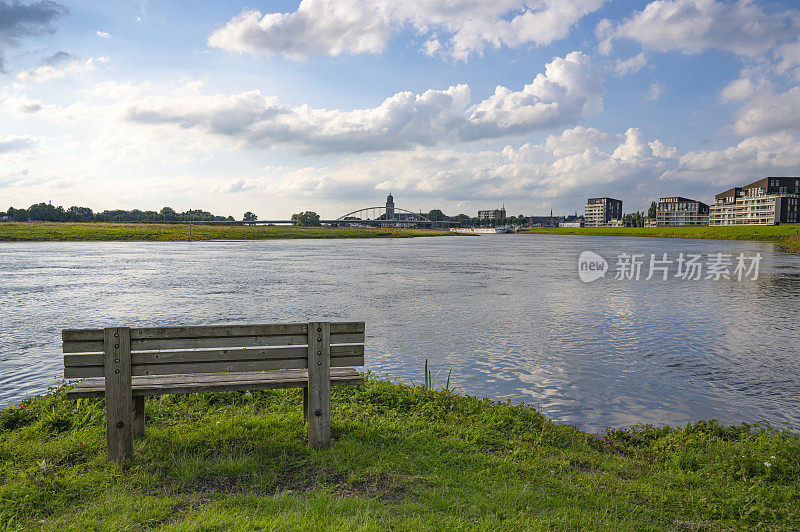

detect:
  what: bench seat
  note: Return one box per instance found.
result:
[66,368,363,398]
[63,321,366,460]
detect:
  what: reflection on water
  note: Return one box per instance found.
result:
[1,235,799,432]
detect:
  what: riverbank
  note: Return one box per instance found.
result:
[780,235,800,253]
[0,222,453,242]
[1,377,797,529]
[520,224,800,252]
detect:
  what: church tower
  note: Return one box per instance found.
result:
[386,193,395,219]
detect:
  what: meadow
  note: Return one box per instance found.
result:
[520,224,800,253]
[1,376,797,530]
[0,223,453,242]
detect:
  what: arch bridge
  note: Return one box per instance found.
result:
[334,206,456,227]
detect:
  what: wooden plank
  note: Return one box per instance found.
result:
[330,332,365,344]
[307,321,331,448]
[64,334,308,354]
[65,331,360,353]
[104,327,132,461]
[65,344,363,369]
[132,396,145,438]
[130,357,309,376]
[63,323,309,342]
[330,322,365,334]
[63,322,362,346]
[65,365,103,379]
[302,387,308,422]
[66,368,363,398]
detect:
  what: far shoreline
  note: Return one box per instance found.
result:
[517,224,800,253]
[0,222,457,242]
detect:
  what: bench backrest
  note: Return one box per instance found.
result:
[63,322,365,379]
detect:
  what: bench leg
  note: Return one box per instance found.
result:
[302,387,308,423]
[307,321,331,448]
[132,396,145,438]
[104,327,133,461]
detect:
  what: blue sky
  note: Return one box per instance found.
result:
[1,0,799,218]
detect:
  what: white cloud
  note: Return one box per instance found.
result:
[16,57,108,83]
[776,39,800,79]
[675,131,800,183]
[0,135,36,154]
[265,126,678,210]
[208,0,607,61]
[613,53,647,76]
[122,51,602,153]
[96,31,111,39]
[646,82,663,101]
[421,38,441,57]
[719,76,755,103]
[732,85,800,136]
[597,0,797,58]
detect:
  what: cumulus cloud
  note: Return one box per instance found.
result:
[597,0,797,58]
[732,85,800,136]
[0,135,36,154]
[776,39,800,79]
[0,0,69,70]
[208,0,607,61]
[16,56,108,82]
[613,53,647,76]
[124,51,602,153]
[96,30,111,39]
[674,131,800,183]
[266,126,679,209]
[719,76,755,103]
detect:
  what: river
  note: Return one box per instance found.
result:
[1,234,798,432]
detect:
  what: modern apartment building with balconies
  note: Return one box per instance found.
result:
[709,177,800,226]
[584,197,623,227]
[656,197,709,226]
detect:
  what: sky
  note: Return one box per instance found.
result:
[1,0,800,219]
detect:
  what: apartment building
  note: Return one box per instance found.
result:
[709,177,800,226]
[584,197,622,227]
[656,197,710,226]
[477,207,506,221]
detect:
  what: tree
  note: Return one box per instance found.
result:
[243,211,257,222]
[426,209,446,222]
[291,211,321,227]
[66,206,94,222]
[7,207,29,221]
[160,207,177,221]
[648,201,657,219]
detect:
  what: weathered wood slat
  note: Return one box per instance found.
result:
[64,345,364,379]
[65,368,363,398]
[64,344,363,370]
[63,322,363,344]
[63,331,364,353]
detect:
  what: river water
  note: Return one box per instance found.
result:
[1,235,798,432]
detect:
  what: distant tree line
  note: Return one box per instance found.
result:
[4,203,236,223]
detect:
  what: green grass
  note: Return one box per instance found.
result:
[1,377,798,530]
[0,222,454,242]
[519,224,800,254]
[779,235,800,253]
[520,224,800,242]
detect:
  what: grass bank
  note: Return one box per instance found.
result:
[1,377,798,530]
[0,222,454,242]
[779,235,800,253]
[520,224,800,252]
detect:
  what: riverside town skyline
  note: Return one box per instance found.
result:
[3,1,800,218]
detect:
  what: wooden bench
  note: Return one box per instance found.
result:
[63,321,365,460]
